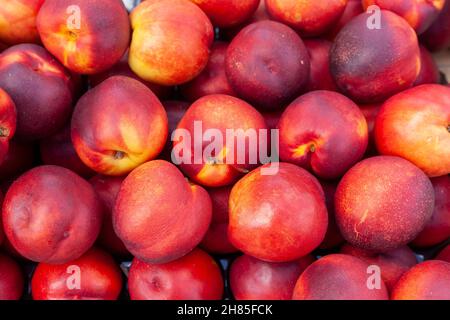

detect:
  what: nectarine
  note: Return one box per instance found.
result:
[113,160,212,263]
[0,253,23,300]
[71,76,168,176]
[2,165,103,264]
[128,248,223,300]
[0,88,16,164]
[335,156,435,252]
[228,162,328,262]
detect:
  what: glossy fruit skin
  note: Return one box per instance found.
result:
[200,187,238,254]
[128,249,224,300]
[0,88,16,164]
[71,76,168,176]
[228,162,328,262]
[37,0,130,74]
[330,10,420,103]
[225,21,310,111]
[113,160,212,264]
[180,42,236,102]
[0,0,45,45]
[265,0,349,37]
[335,156,435,252]
[90,175,129,257]
[340,244,417,292]
[412,176,450,247]
[421,0,450,51]
[362,0,446,34]
[293,254,389,300]
[278,90,368,179]
[189,0,260,28]
[31,248,123,300]
[374,84,450,177]
[326,0,363,39]
[0,253,24,300]
[391,260,450,300]
[129,0,214,86]
[173,94,268,187]
[0,44,75,140]
[230,254,314,300]
[2,165,103,264]
[40,125,94,178]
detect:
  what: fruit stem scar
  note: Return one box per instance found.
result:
[310,144,316,153]
[447,124,450,133]
[0,127,8,137]
[114,151,126,160]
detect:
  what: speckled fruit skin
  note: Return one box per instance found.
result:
[278,91,368,179]
[90,175,129,257]
[228,162,328,262]
[412,176,450,247]
[129,0,214,86]
[128,249,224,300]
[293,254,389,300]
[189,0,260,28]
[173,94,268,188]
[421,0,450,51]
[230,254,314,300]
[0,0,45,45]
[374,84,450,177]
[0,253,23,300]
[37,0,130,74]
[2,165,103,264]
[40,125,94,178]
[225,21,310,111]
[391,260,450,300]
[31,248,123,300]
[89,51,170,100]
[0,88,16,164]
[362,0,445,34]
[113,160,212,264]
[265,0,348,37]
[181,42,236,102]
[303,40,338,92]
[0,44,75,140]
[71,76,168,176]
[319,182,344,250]
[340,244,417,292]
[335,156,435,252]
[436,245,450,263]
[200,186,237,254]
[330,10,420,104]
[413,45,440,86]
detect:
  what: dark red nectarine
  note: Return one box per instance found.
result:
[0,253,23,300]
[225,21,310,110]
[330,10,420,103]
[421,0,450,51]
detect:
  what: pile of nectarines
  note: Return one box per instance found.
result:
[0,0,449,301]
